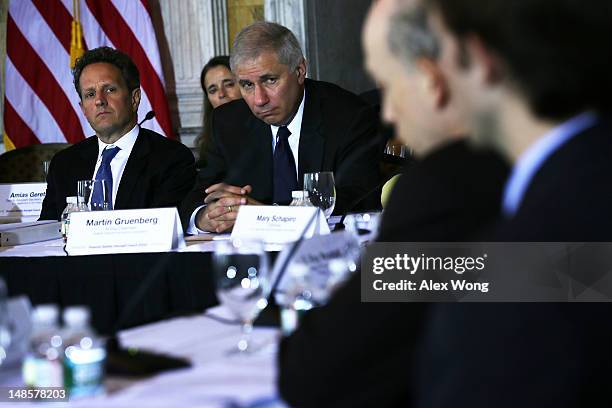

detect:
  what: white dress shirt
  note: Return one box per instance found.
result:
[502,111,597,217]
[92,124,139,208]
[187,91,307,234]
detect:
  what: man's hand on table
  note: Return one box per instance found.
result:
[195,183,263,233]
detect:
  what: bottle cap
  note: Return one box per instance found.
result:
[32,304,59,324]
[66,196,78,204]
[63,306,91,327]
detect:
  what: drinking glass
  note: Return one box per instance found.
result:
[384,144,407,158]
[42,160,51,180]
[303,172,336,218]
[212,240,269,353]
[77,180,111,211]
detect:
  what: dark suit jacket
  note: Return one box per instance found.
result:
[180,79,383,229]
[40,128,196,221]
[278,140,509,408]
[415,118,612,408]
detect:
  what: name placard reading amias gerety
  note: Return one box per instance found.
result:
[67,208,184,255]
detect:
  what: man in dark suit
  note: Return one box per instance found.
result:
[412,0,612,406]
[40,47,195,220]
[277,1,508,406]
[180,22,382,234]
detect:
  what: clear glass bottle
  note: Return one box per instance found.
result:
[62,306,106,398]
[61,196,78,243]
[288,190,314,207]
[22,304,64,388]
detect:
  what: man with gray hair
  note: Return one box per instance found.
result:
[277,0,507,406]
[181,21,382,233]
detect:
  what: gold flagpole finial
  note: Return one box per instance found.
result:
[70,0,85,69]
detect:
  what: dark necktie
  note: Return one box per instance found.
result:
[273,126,298,205]
[92,146,120,210]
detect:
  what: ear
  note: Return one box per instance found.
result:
[131,88,141,112]
[464,34,504,85]
[295,58,307,85]
[415,58,450,110]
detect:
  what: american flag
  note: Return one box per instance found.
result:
[3,0,174,150]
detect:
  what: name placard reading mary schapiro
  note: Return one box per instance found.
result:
[66,207,185,255]
[0,183,47,221]
[231,205,330,244]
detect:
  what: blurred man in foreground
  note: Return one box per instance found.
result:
[181,22,382,234]
[277,0,507,406]
[40,47,195,220]
[412,0,612,405]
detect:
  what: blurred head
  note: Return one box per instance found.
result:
[363,0,465,157]
[73,47,141,143]
[426,0,612,155]
[200,56,241,109]
[230,22,306,126]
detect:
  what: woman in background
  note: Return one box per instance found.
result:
[195,56,242,168]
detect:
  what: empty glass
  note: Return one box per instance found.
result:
[303,172,336,218]
[42,160,51,180]
[77,180,111,211]
[384,143,407,158]
[212,240,269,353]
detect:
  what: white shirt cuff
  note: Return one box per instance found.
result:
[187,204,210,235]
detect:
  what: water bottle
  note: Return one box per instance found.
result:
[289,190,314,207]
[61,196,78,243]
[0,278,10,367]
[62,306,106,398]
[22,305,64,388]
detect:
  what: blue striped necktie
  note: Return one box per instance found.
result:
[92,146,120,210]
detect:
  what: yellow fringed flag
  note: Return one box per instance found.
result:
[70,0,85,68]
[3,132,16,151]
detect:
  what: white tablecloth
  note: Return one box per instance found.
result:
[0,306,284,408]
[0,238,219,257]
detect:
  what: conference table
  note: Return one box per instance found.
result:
[0,305,286,407]
[0,238,221,334]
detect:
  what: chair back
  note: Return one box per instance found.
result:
[0,143,71,183]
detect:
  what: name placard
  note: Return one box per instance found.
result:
[0,183,47,222]
[66,207,185,255]
[231,205,330,244]
[271,231,361,303]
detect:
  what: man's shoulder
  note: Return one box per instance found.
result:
[53,135,97,161]
[306,79,370,111]
[214,98,253,121]
[138,128,192,154]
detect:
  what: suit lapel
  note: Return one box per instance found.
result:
[247,115,273,197]
[115,129,150,209]
[298,80,325,188]
[77,136,100,182]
